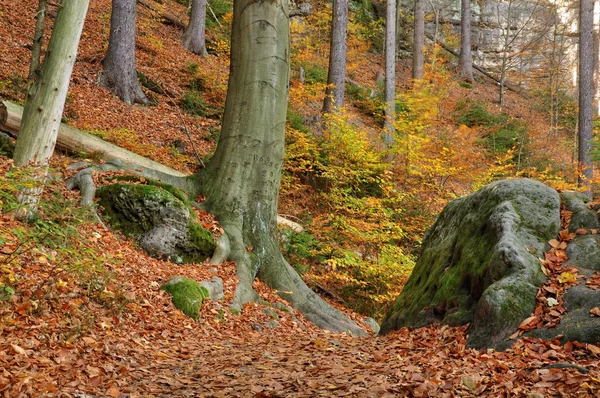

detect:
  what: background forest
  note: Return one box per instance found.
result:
[1,0,600,395]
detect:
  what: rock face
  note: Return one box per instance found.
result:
[96,183,215,264]
[525,193,600,344]
[380,179,560,349]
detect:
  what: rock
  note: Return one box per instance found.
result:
[161,276,209,320]
[561,192,598,232]
[364,317,380,334]
[265,319,279,329]
[380,179,560,349]
[199,276,224,301]
[0,132,14,158]
[96,183,215,264]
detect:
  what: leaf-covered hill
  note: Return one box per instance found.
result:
[1,0,599,396]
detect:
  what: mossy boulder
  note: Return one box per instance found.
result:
[0,132,15,158]
[161,276,209,319]
[380,179,560,349]
[523,193,600,345]
[96,183,215,263]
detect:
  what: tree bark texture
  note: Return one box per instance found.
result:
[201,0,365,335]
[459,0,474,83]
[384,0,396,141]
[412,0,424,80]
[322,0,348,113]
[100,0,148,105]
[28,0,47,80]
[182,0,208,56]
[579,0,594,198]
[13,0,89,169]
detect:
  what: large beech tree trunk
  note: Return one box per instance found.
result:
[200,0,365,335]
[182,0,208,56]
[322,0,348,113]
[579,0,594,198]
[459,0,474,83]
[100,0,148,105]
[12,0,89,215]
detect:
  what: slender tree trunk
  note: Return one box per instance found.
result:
[412,0,424,80]
[200,0,364,335]
[459,0,474,83]
[13,0,89,216]
[593,0,600,115]
[579,0,594,198]
[384,0,396,142]
[100,0,148,105]
[322,0,348,113]
[182,0,208,56]
[28,0,47,80]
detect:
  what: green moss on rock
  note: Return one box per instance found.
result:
[161,276,209,319]
[380,179,560,349]
[96,183,215,263]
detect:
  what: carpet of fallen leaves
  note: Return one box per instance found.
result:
[1,154,599,397]
[2,0,600,396]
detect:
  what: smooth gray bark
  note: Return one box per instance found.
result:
[384,0,396,141]
[201,0,365,335]
[459,0,474,83]
[579,0,594,199]
[100,0,148,105]
[12,0,89,215]
[412,0,424,80]
[182,0,208,56]
[322,0,348,113]
[28,0,47,80]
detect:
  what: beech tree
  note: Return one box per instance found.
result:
[412,0,424,80]
[322,0,348,113]
[28,0,48,80]
[182,0,209,56]
[198,0,365,334]
[100,0,148,105]
[13,0,89,214]
[459,0,474,82]
[579,0,594,198]
[384,0,396,141]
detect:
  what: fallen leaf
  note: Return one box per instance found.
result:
[590,307,600,317]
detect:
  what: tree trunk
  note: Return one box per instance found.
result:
[322,0,348,113]
[200,0,365,335]
[100,0,148,105]
[28,0,47,80]
[412,0,424,80]
[384,0,396,142]
[182,0,208,56]
[459,0,474,83]
[579,0,594,199]
[12,0,89,216]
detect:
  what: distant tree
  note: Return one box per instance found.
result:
[322,0,348,113]
[100,0,148,105]
[578,0,594,198]
[384,0,396,141]
[28,0,47,80]
[13,0,89,216]
[412,0,424,80]
[459,0,474,82]
[182,0,208,56]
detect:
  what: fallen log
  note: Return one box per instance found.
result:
[0,101,194,191]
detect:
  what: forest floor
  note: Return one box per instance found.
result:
[1,0,600,396]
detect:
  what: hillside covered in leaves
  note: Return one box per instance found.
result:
[1,0,599,396]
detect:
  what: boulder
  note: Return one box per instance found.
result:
[96,183,215,264]
[0,132,14,158]
[380,179,560,349]
[161,276,209,319]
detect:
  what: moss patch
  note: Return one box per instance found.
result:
[161,276,209,319]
